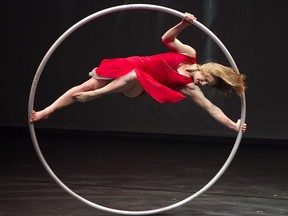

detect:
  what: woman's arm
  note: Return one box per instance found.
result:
[180,84,247,132]
[161,13,196,57]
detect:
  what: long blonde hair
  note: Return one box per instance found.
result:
[198,62,247,97]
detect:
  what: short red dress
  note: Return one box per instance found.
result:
[94,52,196,103]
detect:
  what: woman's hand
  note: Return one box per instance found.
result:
[236,119,247,132]
[182,12,197,25]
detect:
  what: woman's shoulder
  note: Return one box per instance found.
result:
[149,52,196,65]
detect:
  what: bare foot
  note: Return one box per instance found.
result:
[72,91,98,103]
[29,108,51,123]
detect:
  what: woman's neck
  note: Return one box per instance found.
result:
[177,63,198,77]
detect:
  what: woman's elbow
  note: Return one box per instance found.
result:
[161,34,175,45]
[161,35,169,45]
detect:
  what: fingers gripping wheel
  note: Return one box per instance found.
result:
[28,4,246,215]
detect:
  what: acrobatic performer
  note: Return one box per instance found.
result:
[30,13,247,132]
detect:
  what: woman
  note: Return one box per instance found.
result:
[30,13,247,132]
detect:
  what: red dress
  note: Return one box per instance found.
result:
[95,52,195,103]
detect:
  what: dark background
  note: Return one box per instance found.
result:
[1,0,288,141]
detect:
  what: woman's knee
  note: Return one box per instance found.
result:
[125,70,138,82]
[121,76,144,97]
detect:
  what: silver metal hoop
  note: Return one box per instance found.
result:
[28,4,246,215]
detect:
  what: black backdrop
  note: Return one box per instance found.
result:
[1,0,288,141]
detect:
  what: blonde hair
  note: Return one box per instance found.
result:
[198,62,247,97]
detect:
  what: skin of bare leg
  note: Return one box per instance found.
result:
[30,78,107,123]
[73,71,143,102]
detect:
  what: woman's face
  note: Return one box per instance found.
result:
[192,71,217,86]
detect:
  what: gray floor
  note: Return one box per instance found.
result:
[1,127,287,216]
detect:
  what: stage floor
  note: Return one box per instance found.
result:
[1,127,287,216]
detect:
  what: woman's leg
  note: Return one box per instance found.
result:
[73,71,144,102]
[30,78,107,123]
